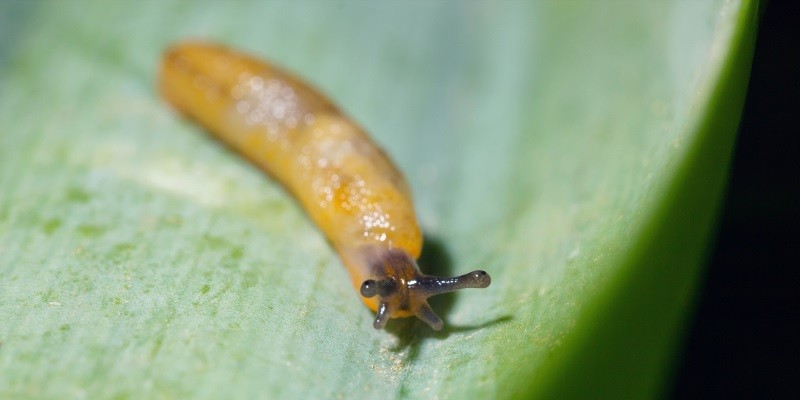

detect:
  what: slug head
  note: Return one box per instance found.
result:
[359,249,491,330]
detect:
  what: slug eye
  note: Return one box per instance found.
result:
[360,278,398,298]
[360,280,378,298]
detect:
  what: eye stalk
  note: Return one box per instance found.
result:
[417,270,492,296]
[360,257,491,331]
[360,279,397,299]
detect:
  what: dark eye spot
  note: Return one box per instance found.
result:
[360,280,378,298]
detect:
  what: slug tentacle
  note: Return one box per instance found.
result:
[373,302,392,330]
[360,248,491,330]
[417,270,492,297]
[415,302,444,331]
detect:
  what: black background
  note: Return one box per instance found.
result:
[671,1,799,398]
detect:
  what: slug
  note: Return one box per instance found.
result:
[158,42,491,330]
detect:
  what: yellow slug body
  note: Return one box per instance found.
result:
[159,42,489,330]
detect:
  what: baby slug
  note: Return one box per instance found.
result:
[158,42,491,330]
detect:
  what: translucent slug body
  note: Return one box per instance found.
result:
[159,42,490,330]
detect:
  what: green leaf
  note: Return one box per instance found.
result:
[0,1,757,398]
